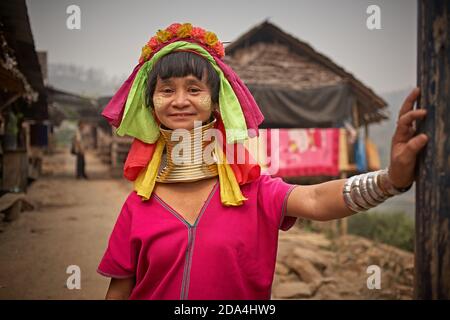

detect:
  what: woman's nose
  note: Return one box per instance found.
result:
[172,91,190,108]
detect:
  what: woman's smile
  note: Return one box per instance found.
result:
[169,112,197,117]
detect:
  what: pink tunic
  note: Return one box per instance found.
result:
[97,174,297,300]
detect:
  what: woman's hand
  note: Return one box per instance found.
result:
[388,87,429,189]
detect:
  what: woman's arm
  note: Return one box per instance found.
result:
[105,277,135,300]
[286,88,428,222]
[285,179,353,221]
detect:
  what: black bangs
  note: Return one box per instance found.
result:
[146,51,220,108]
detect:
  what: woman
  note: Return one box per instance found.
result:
[97,23,428,300]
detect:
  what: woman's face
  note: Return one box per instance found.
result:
[152,74,214,130]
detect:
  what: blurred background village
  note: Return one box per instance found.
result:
[0,0,418,299]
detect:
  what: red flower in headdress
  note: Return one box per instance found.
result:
[147,36,159,50]
[213,42,225,58]
[191,27,206,44]
[166,23,182,37]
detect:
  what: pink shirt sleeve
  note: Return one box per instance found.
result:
[257,174,298,231]
[97,193,136,278]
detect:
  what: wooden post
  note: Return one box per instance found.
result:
[352,101,359,129]
[415,0,450,299]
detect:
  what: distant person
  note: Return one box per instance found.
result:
[72,120,88,179]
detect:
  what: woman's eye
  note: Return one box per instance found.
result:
[189,88,201,93]
[162,88,173,94]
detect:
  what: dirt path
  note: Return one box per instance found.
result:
[0,149,133,299]
[0,148,413,300]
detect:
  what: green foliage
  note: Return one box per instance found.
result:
[348,211,415,252]
[298,219,316,233]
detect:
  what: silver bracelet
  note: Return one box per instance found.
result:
[359,173,382,206]
[343,176,367,213]
[366,172,388,202]
[350,175,373,210]
[342,168,412,213]
[378,168,413,196]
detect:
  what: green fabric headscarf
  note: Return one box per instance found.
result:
[116,41,248,144]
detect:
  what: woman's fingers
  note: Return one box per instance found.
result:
[404,133,429,158]
[398,109,427,126]
[398,88,420,119]
[389,88,429,186]
[394,109,427,142]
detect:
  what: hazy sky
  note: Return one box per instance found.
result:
[26,0,417,94]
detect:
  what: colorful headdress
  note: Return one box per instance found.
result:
[101,23,265,206]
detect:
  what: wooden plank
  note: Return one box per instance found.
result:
[0,192,34,222]
[2,150,28,192]
[415,0,450,299]
[0,193,25,212]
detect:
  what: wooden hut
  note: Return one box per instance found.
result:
[225,21,387,181]
[0,0,48,220]
[225,21,387,127]
[0,0,49,188]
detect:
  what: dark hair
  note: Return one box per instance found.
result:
[145,51,220,109]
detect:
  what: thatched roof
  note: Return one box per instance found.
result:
[47,86,103,126]
[0,28,37,101]
[0,0,48,120]
[225,21,388,128]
